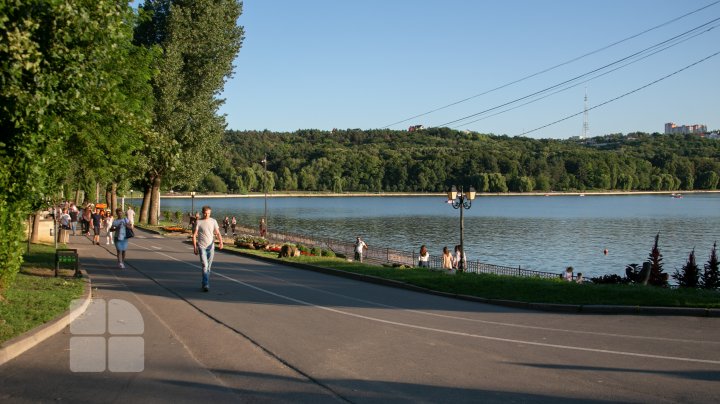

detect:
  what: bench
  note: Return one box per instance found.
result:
[55,248,81,278]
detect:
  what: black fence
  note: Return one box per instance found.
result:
[234,225,560,280]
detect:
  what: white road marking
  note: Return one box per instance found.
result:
[224,265,720,345]
[140,245,720,365]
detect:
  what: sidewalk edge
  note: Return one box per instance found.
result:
[0,271,92,366]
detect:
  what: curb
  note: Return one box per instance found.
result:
[221,247,718,317]
[0,270,92,367]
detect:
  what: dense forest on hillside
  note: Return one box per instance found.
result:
[194,128,720,194]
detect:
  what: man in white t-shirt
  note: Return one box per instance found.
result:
[354,236,367,263]
[192,205,224,292]
[126,206,135,225]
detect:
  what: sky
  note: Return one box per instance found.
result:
[216,1,720,138]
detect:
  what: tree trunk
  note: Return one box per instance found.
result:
[110,183,118,213]
[74,189,82,204]
[30,213,42,243]
[139,184,151,223]
[105,187,112,209]
[149,175,161,225]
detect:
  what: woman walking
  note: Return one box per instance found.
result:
[418,245,430,268]
[442,246,455,274]
[112,208,132,269]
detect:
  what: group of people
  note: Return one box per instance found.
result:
[53,202,135,269]
[417,244,467,274]
[221,216,238,236]
[564,266,584,284]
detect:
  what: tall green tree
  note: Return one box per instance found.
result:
[0,0,145,295]
[134,0,243,224]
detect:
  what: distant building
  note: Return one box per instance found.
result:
[664,122,707,135]
[408,125,424,132]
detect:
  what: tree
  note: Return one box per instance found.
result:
[672,249,700,288]
[701,241,720,290]
[647,233,669,287]
[0,0,145,295]
[134,0,244,224]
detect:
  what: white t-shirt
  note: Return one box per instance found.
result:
[355,240,367,254]
[195,218,219,249]
[126,208,135,224]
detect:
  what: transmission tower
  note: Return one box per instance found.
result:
[582,88,589,139]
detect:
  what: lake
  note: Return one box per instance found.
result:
[145,193,720,278]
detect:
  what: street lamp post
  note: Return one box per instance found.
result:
[447,185,476,270]
[190,191,196,216]
[261,154,268,231]
[130,189,134,207]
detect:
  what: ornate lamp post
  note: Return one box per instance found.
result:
[447,185,476,270]
[190,191,196,216]
[261,154,268,230]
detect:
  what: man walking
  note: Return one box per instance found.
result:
[354,236,367,263]
[192,205,223,292]
[126,205,135,226]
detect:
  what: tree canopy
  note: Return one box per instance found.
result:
[196,128,720,194]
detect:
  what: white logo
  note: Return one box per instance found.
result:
[69,299,144,372]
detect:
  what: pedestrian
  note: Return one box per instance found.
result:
[91,207,103,245]
[442,246,455,273]
[192,205,224,292]
[259,217,267,238]
[418,245,430,268]
[354,236,367,263]
[111,208,132,269]
[189,212,198,233]
[126,205,135,226]
[453,245,467,272]
[222,216,230,236]
[69,203,79,236]
[104,210,114,245]
[564,266,574,282]
[82,206,92,235]
[59,208,71,230]
[576,272,584,284]
[231,216,237,236]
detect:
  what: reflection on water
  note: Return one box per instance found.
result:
[157,194,720,277]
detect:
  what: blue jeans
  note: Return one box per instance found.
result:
[70,222,77,235]
[199,245,215,287]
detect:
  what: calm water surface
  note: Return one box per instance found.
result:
[152,194,720,278]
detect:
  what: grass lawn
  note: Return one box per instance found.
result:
[0,244,86,344]
[227,246,720,309]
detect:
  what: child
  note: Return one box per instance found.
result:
[104,210,114,245]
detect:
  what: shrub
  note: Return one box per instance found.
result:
[310,247,322,256]
[647,233,669,287]
[321,249,336,257]
[673,249,700,288]
[163,211,172,222]
[296,244,309,253]
[701,241,720,290]
[590,274,630,285]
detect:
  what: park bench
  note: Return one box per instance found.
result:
[55,248,81,278]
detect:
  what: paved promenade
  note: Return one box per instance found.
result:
[1,229,719,403]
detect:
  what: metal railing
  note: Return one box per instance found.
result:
[233,224,560,280]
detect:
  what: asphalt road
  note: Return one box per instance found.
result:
[1,228,719,403]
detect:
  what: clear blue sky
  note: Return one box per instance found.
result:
[216,1,720,138]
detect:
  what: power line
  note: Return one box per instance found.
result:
[438,16,720,128]
[452,24,718,128]
[515,50,720,137]
[380,0,720,129]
